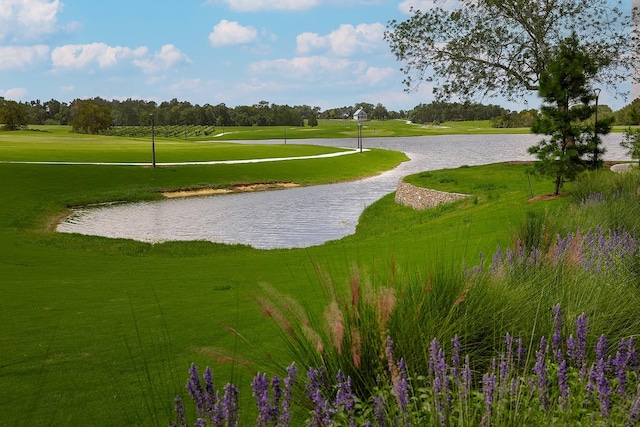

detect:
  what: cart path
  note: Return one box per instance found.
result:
[0,147,369,166]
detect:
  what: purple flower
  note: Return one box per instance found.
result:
[279,363,297,427]
[629,384,640,425]
[534,337,550,411]
[462,355,473,400]
[551,304,563,363]
[252,372,273,426]
[481,362,496,426]
[395,358,410,412]
[451,335,461,382]
[186,363,205,416]
[335,370,356,412]
[613,339,632,397]
[558,359,569,410]
[306,367,333,426]
[568,313,588,378]
[372,394,387,427]
[172,395,187,427]
[223,383,239,426]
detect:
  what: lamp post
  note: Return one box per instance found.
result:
[593,88,601,168]
[150,113,156,168]
[358,122,363,153]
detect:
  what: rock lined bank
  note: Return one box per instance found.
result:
[395,180,471,210]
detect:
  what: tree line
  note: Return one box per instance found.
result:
[0,94,633,135]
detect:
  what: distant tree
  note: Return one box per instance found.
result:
[621,128,640,166]
[372,103,388,120]
[385,0,628,102]
[528,34,602,195]
[308,112,319,127]
[614,98,640,125]
[70,99,113,134]
[0,98,29,130]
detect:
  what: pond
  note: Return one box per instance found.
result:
[57,134,629,249]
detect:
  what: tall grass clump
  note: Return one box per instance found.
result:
[564,168,640,232]
[170,306,640,426]
[169,166,640,425]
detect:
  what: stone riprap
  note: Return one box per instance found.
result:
[395,180,471,210]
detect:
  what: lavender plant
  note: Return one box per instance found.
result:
[172,308,640,426]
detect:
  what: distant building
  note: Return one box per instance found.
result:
[353,108,368,121]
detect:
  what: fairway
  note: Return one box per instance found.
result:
[0,128,573,425]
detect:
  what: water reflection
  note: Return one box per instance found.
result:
[58,134,628,249]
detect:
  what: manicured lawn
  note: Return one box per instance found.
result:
[0,129,566,425]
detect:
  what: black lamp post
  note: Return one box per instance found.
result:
[593,88,601,168]
[150,113,156,168]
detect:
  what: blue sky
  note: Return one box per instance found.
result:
[0,0,632,112]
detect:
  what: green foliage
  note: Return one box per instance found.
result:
[260,167,640,425]
[409,101,505,124]
[0,97,29,130]
[490,109,538,129]
[615,98,640,125]
[528,34,605,195]
[70,99,114,134]
[621,128,640,166]
[385,0,628,102]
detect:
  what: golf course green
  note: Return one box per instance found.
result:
[0,123,624,425]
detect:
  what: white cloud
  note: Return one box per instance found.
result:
[133,44,191,74]
[209,20,258,47]
[0,0,62,42]
[296,23,386,57]
[0,87,28,100]
[399,0,460,14]
[250,56,364,80]
[296,32,327,55]
[360,67,396,86]
[215,0,319,12]
[51,43,147,70]
[0,45,50,70]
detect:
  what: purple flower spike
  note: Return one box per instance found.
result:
[551,304,563,363]
[279,363,297,427]
[336,370,357,413]
[252,372,273,426]
[451,335,461,382]
[306,367,333,426]
[187,363,205,416]
[372,394,387,427]
[223,383,239,426]
[173,395,187,427]
[534,337,550,411]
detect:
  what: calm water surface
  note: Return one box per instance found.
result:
[57,134,629,249]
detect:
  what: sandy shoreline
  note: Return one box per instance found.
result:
[161,182,299,198]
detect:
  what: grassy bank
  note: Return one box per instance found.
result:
[0,129,635,425]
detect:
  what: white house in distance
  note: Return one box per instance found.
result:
[353,108,368,121]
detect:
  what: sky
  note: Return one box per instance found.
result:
[0,0,633,112]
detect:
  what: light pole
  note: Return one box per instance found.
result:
[358,122,363,152]
[150,113,156,168]
[593,88,601,168]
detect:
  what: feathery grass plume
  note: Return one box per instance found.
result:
[325,300,345,355]
[350,326,362,368]
[349,263,361,309]
[376,286,396,337]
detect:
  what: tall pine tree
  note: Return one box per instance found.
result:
[528,34,609,196]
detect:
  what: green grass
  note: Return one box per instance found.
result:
[95,119,534,141]
[0,129,593,426]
